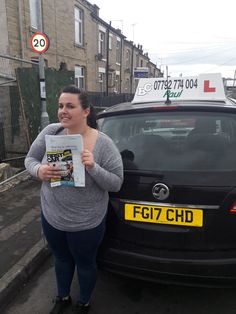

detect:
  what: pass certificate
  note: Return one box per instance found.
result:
[45,134,85,187]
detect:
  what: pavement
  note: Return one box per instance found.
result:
[0,170,51,312]
[4,256,236,314]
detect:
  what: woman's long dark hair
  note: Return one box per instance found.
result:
[61,85,97,129]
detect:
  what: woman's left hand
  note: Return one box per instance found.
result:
[81,149,95,169]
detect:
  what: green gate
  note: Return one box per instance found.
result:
[0,122,6,160]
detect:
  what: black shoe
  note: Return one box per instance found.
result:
[72,302,90,314]
[49,296,72,314]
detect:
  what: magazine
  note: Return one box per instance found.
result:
[45,134,85,187]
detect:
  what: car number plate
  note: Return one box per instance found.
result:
[124,203,203,227]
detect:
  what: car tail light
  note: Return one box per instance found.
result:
[229,201,236,213]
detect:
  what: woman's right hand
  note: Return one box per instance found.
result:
[37,164,62,181]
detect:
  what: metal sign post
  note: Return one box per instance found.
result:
[39,54,49,130]
[30,32,50,130]
[30,1,50,130]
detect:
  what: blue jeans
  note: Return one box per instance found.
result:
[41,212,106,304]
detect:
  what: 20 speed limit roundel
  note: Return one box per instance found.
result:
[30,32,50,53]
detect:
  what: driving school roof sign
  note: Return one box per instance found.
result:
[132,73,226,104]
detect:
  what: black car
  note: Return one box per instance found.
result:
[97,75,236,287]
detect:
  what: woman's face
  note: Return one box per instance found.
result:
[58,93,90,130]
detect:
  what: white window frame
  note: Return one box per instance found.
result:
[126,49,131,68]
[75,7,83,46]
[108,72,115,87]
[98,31,106,55]
[116,40,121,65]
[114,73,120,93]
[29,0,39,29]
[136,54,139,67]
[109,34,113,50]
[98,71,106,92]
[115,73,120,93]
[75,66,85,89]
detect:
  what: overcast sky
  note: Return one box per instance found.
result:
[94,0,236,79]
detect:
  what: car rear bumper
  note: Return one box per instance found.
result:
[98,244,236,288]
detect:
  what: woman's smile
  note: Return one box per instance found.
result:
[60,116,71,121]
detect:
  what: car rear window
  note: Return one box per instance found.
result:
[99,111,236,172]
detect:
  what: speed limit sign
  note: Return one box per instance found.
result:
[30,32,50,53]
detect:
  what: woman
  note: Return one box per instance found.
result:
[25,85,123,314]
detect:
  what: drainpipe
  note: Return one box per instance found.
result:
[130,44,134,94]
[106,22,110,96]
[119,37,122,93]
[17,0,25,59]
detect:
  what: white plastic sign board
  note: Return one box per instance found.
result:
[132,73,226,104]
[40,81,46,99]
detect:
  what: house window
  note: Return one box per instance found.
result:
[29,0,39,29]
[98,72,106,92]
[125,78,130,92]
[115,74,120,93]
[126,49,131,68]
[109,34,112,50]
[98,31,106,56]
[108,72,114,87]
[116,40,121,64]
[136,54,139,67]
[75,7,83,45]
[75,66,85,89]
[140,60,143,67]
